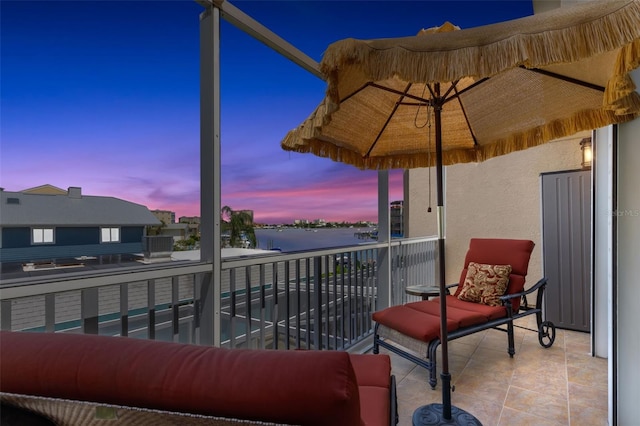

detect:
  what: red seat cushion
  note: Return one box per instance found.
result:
[436,295,508,320]
[406,300,489,328]
[373,305,458,342]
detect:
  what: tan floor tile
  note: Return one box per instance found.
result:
[568,382,607,412]
[450,393,502,426]
[396,376,441,426]
[505,385,569,424]
[564,330,591,346]
[565,352,605,368]
[498,406,565,426]
[451,369,511,404]
[381,318,607,426]
[567,364,608,389]
[462,355,517,380]
[514,355,567,379]
[455,330,487,346]
[520,325,565,350]
[515,345,567,367]
[448,339,481,358]
[478,337,521,357]
[569,402,608,426]
[511,369,568,398]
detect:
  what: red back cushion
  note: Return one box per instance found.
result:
[0,332,363,426]
[454,239,534,311]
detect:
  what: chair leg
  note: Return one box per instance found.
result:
[507,320,515,357]
[428,340,440,389]
[373,323,380,354]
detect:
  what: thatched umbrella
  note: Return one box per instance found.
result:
[281,1,640,423]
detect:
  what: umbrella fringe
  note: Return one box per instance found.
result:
[480,107,640,162]
[282,102,640,170]
[606,39,640,114]
[320,1,640,89]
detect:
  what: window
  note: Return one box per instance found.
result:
[32,228,54,244]
[101,227,120,243]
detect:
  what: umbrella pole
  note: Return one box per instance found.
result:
[433,101,452,421]
[412,86,481,426]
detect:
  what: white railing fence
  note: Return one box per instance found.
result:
[0,237,437,351]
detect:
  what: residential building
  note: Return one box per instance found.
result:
[179,216,201,238]
[179,216,200,224]
[150,209,175,225]
[390,200,403,237]
[0,186,160,263]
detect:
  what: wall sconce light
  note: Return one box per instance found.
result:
[580,137,592,169]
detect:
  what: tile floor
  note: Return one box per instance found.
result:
[379,316,608,426]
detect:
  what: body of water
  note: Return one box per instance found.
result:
[255,227,377,252]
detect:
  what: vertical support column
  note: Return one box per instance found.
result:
[81,288,99,335]
[1,300,12,331]
[172,276,180,343]
[147,280,156,340]
[593,126,612,360]
[120,283,129,337]
[45,294,55,332]
[199,4,222,346]
[615,67,640,426]
[313,256,323,350]
[377,170,391,310]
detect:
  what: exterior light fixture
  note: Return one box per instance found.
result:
[580,137,592,169]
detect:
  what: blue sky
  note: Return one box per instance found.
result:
[1,0,533,223]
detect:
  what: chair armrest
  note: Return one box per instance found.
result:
[444,283,460,295]
[499,277,548,302]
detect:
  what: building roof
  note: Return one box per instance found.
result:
[21,184,68,195]
[0,188,161,227]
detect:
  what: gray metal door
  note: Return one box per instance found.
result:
[541,170,591,332]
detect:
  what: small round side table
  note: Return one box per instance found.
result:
[405,285,441,300]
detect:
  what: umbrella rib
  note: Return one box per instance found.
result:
[365,83,413,159]
[441,80,460,100]
[368,82,432,104]
[522,66,605,92]
[452,85,480,147]
[443,77,490,105]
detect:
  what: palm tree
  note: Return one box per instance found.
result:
[221,206,257,249]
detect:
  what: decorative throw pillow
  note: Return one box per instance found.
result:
[457,262,512,307]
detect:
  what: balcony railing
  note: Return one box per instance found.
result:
[0,236,437,351]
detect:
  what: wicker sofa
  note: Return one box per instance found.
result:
[0,331,397,426]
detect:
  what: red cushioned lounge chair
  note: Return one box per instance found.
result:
[372,238,556,389]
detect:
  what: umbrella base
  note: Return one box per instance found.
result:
[412,404,482,425]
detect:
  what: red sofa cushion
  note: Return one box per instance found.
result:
[0,331,363,426]
[358,386,390,426]
[349,354,391,426]
[349,353,391,388]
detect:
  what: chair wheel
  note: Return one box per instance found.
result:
[538,320,556,348]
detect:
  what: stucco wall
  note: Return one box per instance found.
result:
[405,131,588,284]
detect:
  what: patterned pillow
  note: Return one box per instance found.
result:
[457,262,512,306]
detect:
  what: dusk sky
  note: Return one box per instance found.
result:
[1,0,533,224]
